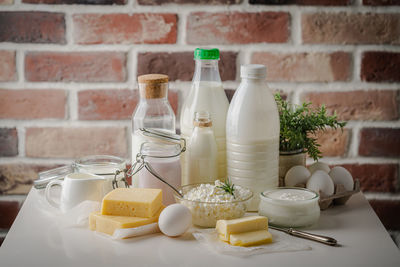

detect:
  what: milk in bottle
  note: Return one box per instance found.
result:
[226,65,280,211]
[187,111,218,185]
[180,48,229,185]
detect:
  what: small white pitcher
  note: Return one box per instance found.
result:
[45,173,105,212]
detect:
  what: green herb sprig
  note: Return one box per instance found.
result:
[275,93,346,161]
[217,179,236,199]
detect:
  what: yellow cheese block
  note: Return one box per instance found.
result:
[90,206,164,236]
[229,230,273,247]
[101,188,162,218]
[216,216,268,242]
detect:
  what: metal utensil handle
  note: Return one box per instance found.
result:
[289,228,337,246]
[144,162,183,197]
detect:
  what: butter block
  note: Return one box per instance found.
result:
[90,206,164,236]
[216,216,268,242]
[101,188,162,218]
[229,230,273,247]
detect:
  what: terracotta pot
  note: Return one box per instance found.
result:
[279,149,306,186]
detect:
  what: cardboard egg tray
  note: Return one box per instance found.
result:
[293,179,361,210]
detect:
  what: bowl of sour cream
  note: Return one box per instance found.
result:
[258,188,320,228]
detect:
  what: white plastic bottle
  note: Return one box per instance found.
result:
[131,74,176,187]
[226,65,280,211]
[186,111,218,185]
[180,48,229,185]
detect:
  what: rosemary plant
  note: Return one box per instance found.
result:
[275,93,346,161]
[217,179,235,198]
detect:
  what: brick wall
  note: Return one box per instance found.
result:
[0,0,399,247]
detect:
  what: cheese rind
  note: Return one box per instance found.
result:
[216,216,268,241]
[229,230,273,247]
[90,206,164,236]
[101,188,162,218]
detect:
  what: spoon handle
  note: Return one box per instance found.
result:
[269,225,338,246]
[289,228,338,246]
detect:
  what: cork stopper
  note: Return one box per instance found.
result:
[193,111,212,127]
[138,74,169,99]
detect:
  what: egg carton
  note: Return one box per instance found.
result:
[294,179,361,210]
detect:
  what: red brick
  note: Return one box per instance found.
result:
[0,0,14,4]
[139,0,240,4]
[78,89,178,120]
[0,128,17,157]
[336,164,398,193]
[0,163,60,195]
[359,128,400,157]
[25,52,126,82]
[314,128,350,157]
[361,52,400,83]
[251,52,351,82]
[302,12,400,45]
[369,200,400,230]
[137,51,237,81]
[363,0,400,5]
[0,128,18,157]
[73,14,177,45]
[0,51,16,82]
[23,0,125,4]
[187,12,289,44]
[302,90,399,121]
[0,201,19,229]
[250,0,351,5]
[0,12,65,44]
[0,89,66,119]
[25,127,128,158]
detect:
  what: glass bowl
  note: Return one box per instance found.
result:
[173,183,253,228]
[258,187,320,228]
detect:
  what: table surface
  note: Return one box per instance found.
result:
[1,188,400,267]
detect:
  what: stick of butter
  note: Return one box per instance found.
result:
[101,188,162,218]
[216,216,268,242]
[229,230,273,247]
[90,206,164,236]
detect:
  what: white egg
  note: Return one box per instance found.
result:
[329,166,354,191]
[306,170,335,196]
[158,204,192,237]
[308,162,331,174]
[285,165,311,187]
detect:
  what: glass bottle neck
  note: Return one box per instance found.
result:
[193,59,221,83]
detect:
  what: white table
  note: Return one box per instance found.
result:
[1,188,399,267]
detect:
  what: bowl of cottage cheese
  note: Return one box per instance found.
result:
[174,180,253,227]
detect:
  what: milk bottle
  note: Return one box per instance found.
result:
[186,111,218,185]
[180,48,229,185]
[226,65,280,211]
[131,74,176,187]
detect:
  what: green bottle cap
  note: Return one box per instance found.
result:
[194,48,220,60]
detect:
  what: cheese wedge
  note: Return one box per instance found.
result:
[90,206,164,236]
[216,216,268,242]
[229,230,273,247]
[101,188,162,218]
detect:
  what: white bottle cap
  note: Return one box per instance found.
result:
[240,64,267,79]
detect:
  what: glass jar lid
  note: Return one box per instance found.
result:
[75,155,125,169]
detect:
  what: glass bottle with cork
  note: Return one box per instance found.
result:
[186,111,218,185]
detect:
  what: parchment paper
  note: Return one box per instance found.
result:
[192,228,312,257]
